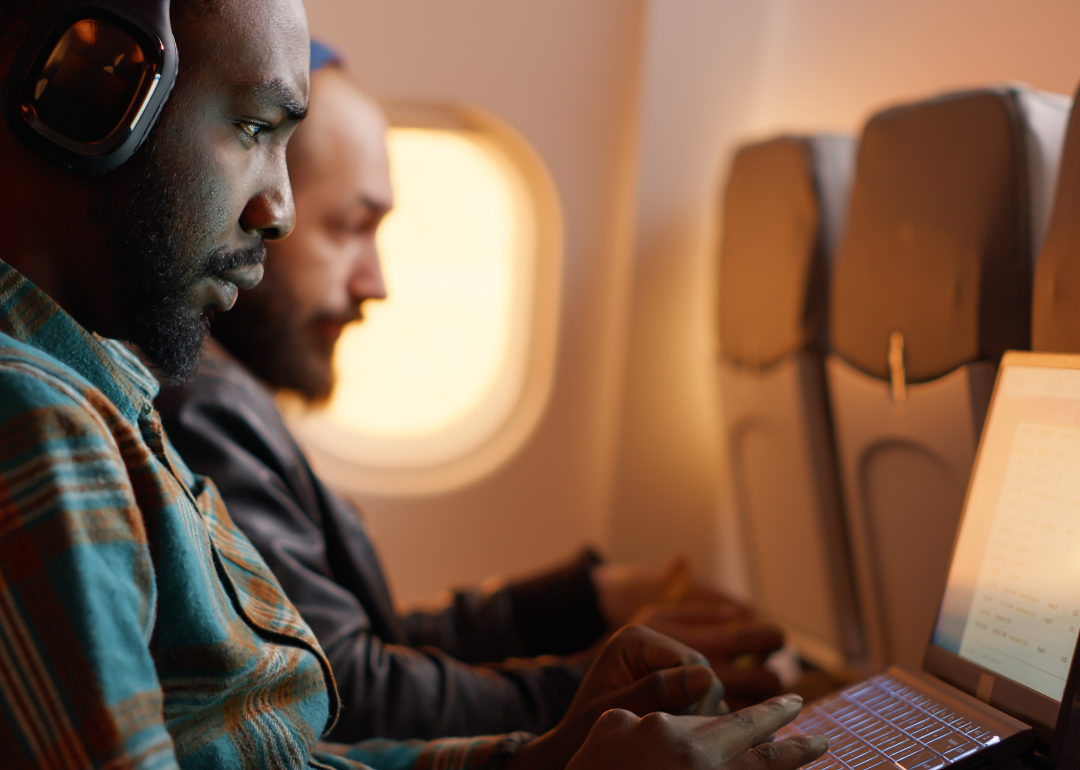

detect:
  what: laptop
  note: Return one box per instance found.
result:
[779,350,1080,768]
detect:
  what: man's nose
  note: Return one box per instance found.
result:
[350,245,387,302]
[240,171,296,241]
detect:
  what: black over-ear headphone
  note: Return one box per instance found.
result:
[1,0,177,175]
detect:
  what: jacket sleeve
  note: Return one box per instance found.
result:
[400,548,609,662]
[0,371,178,769]
[157,365,589,742]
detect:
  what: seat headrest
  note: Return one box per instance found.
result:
[831,89,1032,382]
[1015,88,1071,261]
[719,135,855,368]
[1033,85,1080,353]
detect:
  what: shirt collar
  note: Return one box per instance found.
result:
[0,260,159,425]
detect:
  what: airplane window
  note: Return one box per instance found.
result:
[328,128,519,437]
[288,110,561,495]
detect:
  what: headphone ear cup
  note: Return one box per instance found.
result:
[28,19,154,144]
[1,0,177,175]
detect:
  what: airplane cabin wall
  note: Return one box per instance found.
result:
[304,0,1080,606]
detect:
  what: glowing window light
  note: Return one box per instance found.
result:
[326,128,521,438]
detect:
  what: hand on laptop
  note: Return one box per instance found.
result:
[591,556,783,708]
[563,695,826,770]
[507,624,826,770]
[511,624,725,768]
[633,602,785,709]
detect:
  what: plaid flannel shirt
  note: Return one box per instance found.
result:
[0,260,530,770]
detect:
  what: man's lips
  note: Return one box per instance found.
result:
[314,320,347,341]
[200,264,266,313]
[220,263,265,291]
[314,313,362,341]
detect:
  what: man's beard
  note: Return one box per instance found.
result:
[212,278,345,403]
[93,133,265,384]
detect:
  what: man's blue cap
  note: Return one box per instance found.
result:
[311,39,343,71]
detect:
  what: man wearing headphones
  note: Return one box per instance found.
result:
[157,42,789,744]
[0,1,826,768]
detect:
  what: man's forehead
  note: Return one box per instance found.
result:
[178,0,310,104]
[294,70,385,170]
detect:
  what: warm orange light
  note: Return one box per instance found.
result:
[327,128,521,438]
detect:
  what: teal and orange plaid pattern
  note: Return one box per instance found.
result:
[0,260,530,770]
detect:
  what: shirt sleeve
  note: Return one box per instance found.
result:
[313,732,532,770]
[0,368,178,769]
[158,367,587,741]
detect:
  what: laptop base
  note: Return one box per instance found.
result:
[780,665,1034,769]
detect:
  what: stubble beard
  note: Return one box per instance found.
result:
[211,279,337,404]
[94,131,264,384]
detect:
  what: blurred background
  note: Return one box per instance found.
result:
[292,0,1080,613]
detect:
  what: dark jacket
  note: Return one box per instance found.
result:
[156,341,607,742]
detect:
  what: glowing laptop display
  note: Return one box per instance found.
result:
[933,364,1080,702]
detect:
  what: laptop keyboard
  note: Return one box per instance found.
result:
[778,673,1001,770]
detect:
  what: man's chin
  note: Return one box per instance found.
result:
[139,314,211,385]
[294,366,335,404]
[269,351,335,404]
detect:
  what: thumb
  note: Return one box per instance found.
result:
[660,556,693,603]
[601,663,725,718]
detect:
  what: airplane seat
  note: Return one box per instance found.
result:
[717,134,862,673]
[1034,85,1080,352]
[828,86,1070,671]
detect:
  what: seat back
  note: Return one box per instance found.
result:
[718,135,862,671]
[1034,86,1080,352]
[828,87,1069,670]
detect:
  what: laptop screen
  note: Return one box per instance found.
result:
[932,362,1080,702]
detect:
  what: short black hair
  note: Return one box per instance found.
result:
[0,0,45,57]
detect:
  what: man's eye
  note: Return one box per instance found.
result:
[341,218,377,235]
[238,122,263,141]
